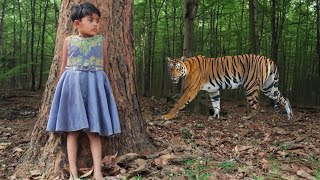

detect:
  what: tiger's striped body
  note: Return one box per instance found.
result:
[163,54,293,120]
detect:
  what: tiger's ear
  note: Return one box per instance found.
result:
[181,56,186,61]
[165,57,171,61]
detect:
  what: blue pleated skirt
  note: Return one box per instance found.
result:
[46,70,121,136]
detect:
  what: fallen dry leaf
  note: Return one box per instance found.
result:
[154,153,176,166]
[239,145,253,152]
[297,169,316,180]
[79,168,93,179]
[261,158,270,170]
[0,142,11,150]
[13,147,23,152]
[102,152,118,168]
[117,153,146,164]
[29,169,41,177]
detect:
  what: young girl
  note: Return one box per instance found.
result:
[46,2,121,180]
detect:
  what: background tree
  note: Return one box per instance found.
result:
[183,0,198,57]
[0,0,7,59]
[16,0,154,178]
[249,0,260,54]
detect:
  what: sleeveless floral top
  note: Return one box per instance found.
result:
[66,35,104,70]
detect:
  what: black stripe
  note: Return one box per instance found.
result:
[211,95,220,101]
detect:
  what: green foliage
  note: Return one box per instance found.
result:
[132,174,143,180]
[218,159,236,171]
[183,157,211,180]
[181,127,193,142]
[1,0,58,88]
[0,63,30,81]
[253,176,265,180]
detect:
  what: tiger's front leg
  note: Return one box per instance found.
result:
[162,90,199,120]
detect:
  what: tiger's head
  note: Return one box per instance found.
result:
[166,56,188,83]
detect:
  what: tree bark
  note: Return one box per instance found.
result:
[144,0,153,97]
[12,0,17,88]
[0,0,7,59]
[183,0,198,57]
[316,0,320,77]
[270,0,278,61]
[16,0,154,178]
[17,0,23,88]
[249,0,260,54]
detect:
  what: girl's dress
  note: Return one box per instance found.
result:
[46,35,121,136]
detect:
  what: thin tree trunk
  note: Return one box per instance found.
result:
[316,0,320,77]
[144,0,152,96]
[151,0,164,96]
[38,0,49,89]
[249,0,260,54]
[25,11,30,89]
[292,0,302,102]
[270,0,278,62]
[209,8,215,57]
[16,0,154,178]
[0,0,7,58]
[259,0,266,54]
[138,0,148,95]
[30,0,37,90]
[12,0,17,88]
[18,0,23,88]
[35,6,43,86]
[239,0,244,54]
[161,0,170,97]
[53,0,59,29]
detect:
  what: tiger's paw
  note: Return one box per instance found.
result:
[161,113,175,120]
[208,113,220,120]
[242,114,252,120]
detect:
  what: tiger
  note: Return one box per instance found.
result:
[162,54,293,120]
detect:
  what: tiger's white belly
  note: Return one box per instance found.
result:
[201,81,243,92]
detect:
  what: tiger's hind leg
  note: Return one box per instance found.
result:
[243,83,260,120]
[261,74,293,120]
[208,91,220,119]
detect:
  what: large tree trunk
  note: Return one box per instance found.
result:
[16,0,154,178]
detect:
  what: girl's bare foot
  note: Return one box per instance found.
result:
[93,173,104,180]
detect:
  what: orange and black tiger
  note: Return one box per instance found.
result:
[162,54,293,120]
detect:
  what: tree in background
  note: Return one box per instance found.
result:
[183,0,198,57]
[15,0,154,178]
[249,0,260,54]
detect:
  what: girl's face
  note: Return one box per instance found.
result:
[75,13,100,37]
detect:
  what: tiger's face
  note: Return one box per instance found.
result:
[166,57,187,83]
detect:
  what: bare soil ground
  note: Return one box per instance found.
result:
[0,89,319,179]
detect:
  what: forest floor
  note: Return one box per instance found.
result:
[0,89,320,179]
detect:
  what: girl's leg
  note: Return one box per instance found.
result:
[67,131,80,180]
[87,133,104,180]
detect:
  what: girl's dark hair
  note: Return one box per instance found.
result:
[70,2,101,22]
